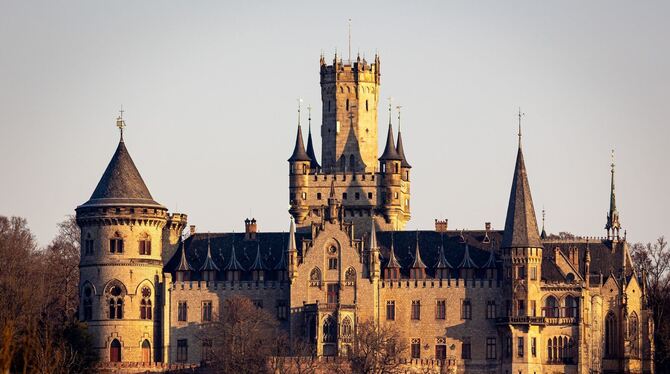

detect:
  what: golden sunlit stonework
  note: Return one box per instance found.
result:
[77,55,654,374]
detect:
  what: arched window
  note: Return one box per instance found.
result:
[543,296,558,317]
[309,268,321,286]
[606,312,617,357]
[142,340,151,363]
[110,339,121,362]
[140,287,152,320]
[346,99,349,111]
[564,295,579,318]
[323,316,336,343]
[342,317,353,338]
[345,267,356,284]
[83,285,93,321]
[629,312,639,356]
[106,282,125,319]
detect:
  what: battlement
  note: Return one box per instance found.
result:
[319,54,380,84]
[381,278,502,290]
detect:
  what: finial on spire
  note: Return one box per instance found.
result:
[387,97,393,125]
[297,98,303,127]
[116,105,126,142]
[396,105,402,131]
[517,107,525,148]
[307,104,312,132]
[348,18,352,63]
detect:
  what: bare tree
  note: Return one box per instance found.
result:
[348,319,408,374]
[198,295,278,374]
[268,334,319,374]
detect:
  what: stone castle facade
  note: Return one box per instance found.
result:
[77,53,654,374]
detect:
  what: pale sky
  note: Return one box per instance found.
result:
[1,1,668,246]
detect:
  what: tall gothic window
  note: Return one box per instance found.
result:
[140,287,152,320]
[606,312,617,357]
[629,312,640,357]
[341,317,353,340]
[83,286,93,321]
[107,284,124,319]
[543,296,558,317]
[323,316,336,343]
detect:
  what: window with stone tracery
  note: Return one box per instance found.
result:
[106,282,125,319]
[140,287,152,320]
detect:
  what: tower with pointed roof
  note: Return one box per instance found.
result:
[288,53,411,235]
[499,122,545,374]
[606,150,622,241]
[76,115,186,364]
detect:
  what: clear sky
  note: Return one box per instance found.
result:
[1,1,668,246]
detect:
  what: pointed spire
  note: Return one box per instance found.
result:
[435,234,453,269]
[379,100,401,161]
[288,218,297,252]
[411,231,426,269]
[540,208,547,239]
[386,233,401,268]
[369,216,378,250]
[80,124,162,208]
[502,127,542,248]
[200,234,220,272]
[223,242,244,271]
[395,106,411,168]
[605,149,621,238]
[305,104,321,169]
[458,244,479,269]
[288,100,311,162]
[250,242,266,271]
[177,240,194,272]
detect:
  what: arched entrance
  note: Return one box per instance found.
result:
[142,340,151,363]
[110,339,121,362]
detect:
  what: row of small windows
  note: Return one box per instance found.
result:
[176,299,289,323]
[326,99,371,113]
[83,233,152,256]
[299,191,376,201]
[385,299,485,321]
[410,336,556,361]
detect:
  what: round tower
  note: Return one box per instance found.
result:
[76,116,168,364]
[288,122,312,224]
[378,115,403,228]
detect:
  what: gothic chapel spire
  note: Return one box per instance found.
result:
[605,149,622,240]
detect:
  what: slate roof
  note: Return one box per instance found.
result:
[305,126,321,170]
[541,239,634,282]
[502,146,542,248]
[288,125,311,162]
[379,123,401,161]
[396,130,411,168]
[79,140,163,208]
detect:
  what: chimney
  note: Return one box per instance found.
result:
[245,218,258,240]
[435,219,448,233]
[485,222,491,232]
[189,225,196,236]
[483,222,491,243]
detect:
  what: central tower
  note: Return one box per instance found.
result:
[319,54,380,173]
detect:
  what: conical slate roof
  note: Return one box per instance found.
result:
[482,249,497,269]
[502,146,542,248]
[396,130,411,168]
[80,140,162,208]
[458,244,479,269]
[386,235,401,268]
[224,243,245,271]
[177,241,194,272]
[305,125,321,169]
[250,243,266,271]
[434,236,453,269]
[288,125,311,162]
[379,124,401,161]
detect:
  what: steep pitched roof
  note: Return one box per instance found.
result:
[502,146,542,248]
[250,243,266,271]
[305,125,321,169]
[199,237,220,272]
[80,140,162,208]
[176,241,194,272]
[411,232,426,268]
[386,236,401,268]
[458,244,479,269]
[288,125,311,162]
[434,240,453,269]
[223,243,245,271]
[379,123,401,161]
[396,130,411,168]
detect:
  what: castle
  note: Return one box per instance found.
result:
[76,53,654,374]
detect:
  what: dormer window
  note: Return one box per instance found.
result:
[110,233,124,254]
